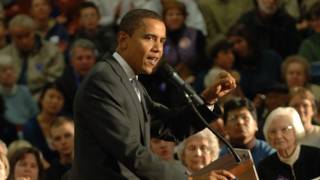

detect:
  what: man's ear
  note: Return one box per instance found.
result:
[117,31,129,51]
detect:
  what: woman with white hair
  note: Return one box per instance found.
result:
[177,128,235,179]
[257,107,320,180]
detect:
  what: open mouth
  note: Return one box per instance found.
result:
[147,56,159,66]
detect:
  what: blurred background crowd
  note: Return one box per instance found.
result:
[1,0,320,179]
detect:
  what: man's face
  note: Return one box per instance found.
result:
[71,47,96,76]
[285,62,306,87]
[51,122,74,156]
[257,0,279,15]
[10,27,35,53]
[225,107,257,144]
[31,0,51,20]
[118,18,166,74]
[228,36,249,58]
[79,7,99,31]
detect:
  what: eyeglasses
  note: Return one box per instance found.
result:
[227,113,252,124]
[185,145,211,154]
[268,125,293,137]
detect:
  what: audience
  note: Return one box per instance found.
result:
[23,83,64,163]
[72,1,116,58]
[55,39,96,116]
[227,23,282,100]
[177,128,234,180]
[45,116,74,180]
[162,1,206,82]
[0,14,65,97]
[0,54,39,130]
[281,55,320,100]
[8,147,45,180]
[1,2,320,179]
[237,0,301,58]
[220,97,275,165]
[258,107,320,180]
[30,0,69,54]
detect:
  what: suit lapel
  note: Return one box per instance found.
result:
[105,58,147,144]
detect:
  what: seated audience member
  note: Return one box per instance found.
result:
[254,83,289,139]
[55,39,96,116]
[177,128,235,179]
[45,116,74,180]
[0,95,17,145]
[0,54,39,129]
[0,152,9,180]
[72,1,116,58]
[299,1,320,63]
[258,107,320,180]
[237,0,301,58]
[221,97,275,165]
[227,23,282,100]
[23,83,64,163]
[288,87,320,148]
[200,39,244,102]
[8,147,45,180]
[162,1,206,82]
[281,55,320,100]
[30,0,69,53]
[150,121,177,162]
[0,14,65,97]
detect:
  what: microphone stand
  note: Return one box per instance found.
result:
[183,92,241,163]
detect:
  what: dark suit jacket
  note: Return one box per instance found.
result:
[70,57,218,180]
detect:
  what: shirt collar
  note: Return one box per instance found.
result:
[112,52,138,81]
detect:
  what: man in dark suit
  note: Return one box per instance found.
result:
[70,9,236,180]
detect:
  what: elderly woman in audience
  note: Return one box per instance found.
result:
[282,55,320,99]
[257,107,320,180]
[288,87,320,148]
[0,152,9,180]
[8,147,44,180]
[23,82,64,163]
[177,128,235,179]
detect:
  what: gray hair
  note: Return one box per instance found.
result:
[0,54,15,68]
[70,39,96,58]
[9,14,36,31]
[263,107,305,144]
[177,128,219,165]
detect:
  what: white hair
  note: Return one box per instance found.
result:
[177,128,219,165]
[263,107,305,143]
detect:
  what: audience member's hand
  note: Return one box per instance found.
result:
[201,71,236,105]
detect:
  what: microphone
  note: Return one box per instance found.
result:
[157,63,205,106]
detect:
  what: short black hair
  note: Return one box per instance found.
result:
[78,1,100,17]
[210,39,234,59]
[119,9,163,36]
[223,97,257,124]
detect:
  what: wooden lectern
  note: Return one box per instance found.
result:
[190,149,259,180]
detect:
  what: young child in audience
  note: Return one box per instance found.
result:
[45,116,74,180]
